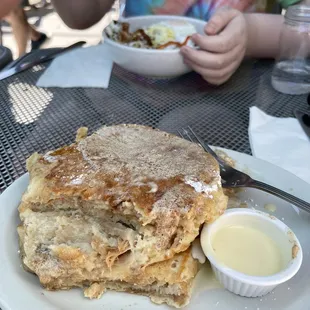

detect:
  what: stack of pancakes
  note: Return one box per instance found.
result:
[18,125,227,308]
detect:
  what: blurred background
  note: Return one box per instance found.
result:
[0,0,120,59]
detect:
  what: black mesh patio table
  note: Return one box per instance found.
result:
[0,59,308,192]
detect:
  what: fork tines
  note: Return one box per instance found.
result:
[178,126,218,159]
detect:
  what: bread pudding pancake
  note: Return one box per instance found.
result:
[18,124,228,307]
[83,248,198,308]
[19,125,227,270]
[18,209,198,308]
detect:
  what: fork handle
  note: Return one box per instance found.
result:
[249,180,310,213]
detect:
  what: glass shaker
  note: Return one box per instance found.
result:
[271,6,310,95]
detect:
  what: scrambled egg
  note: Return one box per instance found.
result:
[145,21,196,47]
[146,24,176,46]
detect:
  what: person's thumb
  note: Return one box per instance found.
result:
[205,8,239,35]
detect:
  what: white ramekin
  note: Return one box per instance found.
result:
[200,208,303,297]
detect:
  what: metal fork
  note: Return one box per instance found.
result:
[178,126,310,214]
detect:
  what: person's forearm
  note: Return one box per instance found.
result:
[51,0,115,29]
[245,14,284,59]
[0,0,20,19]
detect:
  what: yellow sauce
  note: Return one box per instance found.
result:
[264,203,277,213]
[212,225,283,276]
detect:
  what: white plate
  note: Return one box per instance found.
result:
[0,148,310,310]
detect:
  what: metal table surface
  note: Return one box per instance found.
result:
[0,59,308,192]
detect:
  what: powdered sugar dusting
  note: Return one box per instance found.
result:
[76,125,220,181]
[70,176,84,185]
[184,176,218,197]
[77,143,99,170]
[39,257,61,272]
[43,152,58,163]
[147,182,158,193]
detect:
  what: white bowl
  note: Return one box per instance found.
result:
[102,15,206,78]
[200,208,303,298]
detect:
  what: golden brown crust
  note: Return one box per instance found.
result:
[18,125,227,308]
[19,125,227,269]
[75,127,88,142]
[21,124,222,216]
[84,279,192,308]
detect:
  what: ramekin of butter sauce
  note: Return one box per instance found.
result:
[200,208,303,297]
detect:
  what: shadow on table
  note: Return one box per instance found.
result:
[0,61,254,186]
[16,61,256,151]
[0,68,150,188]
[3,59,303,190]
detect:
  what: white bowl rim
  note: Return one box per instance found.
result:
[201,208,303,286]
[102,14,206,54]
